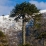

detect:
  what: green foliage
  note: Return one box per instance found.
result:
[1,39,8,43]
[25,44,31,46]
[18,43,31,46]
[0,31,9,46]
[37,32,46,39]
[0,31,5,37]
[33,14,42,29]
[34,14,42,21]
[34,23,41,29]
[10,2,39,17]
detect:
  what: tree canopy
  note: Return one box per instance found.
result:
[10,2,39,18]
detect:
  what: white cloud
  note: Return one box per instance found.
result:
[0,6,13,15]
[0,0,46,15]
[0,0,15,15]
[0,0,13,5]
[29,1,46,10]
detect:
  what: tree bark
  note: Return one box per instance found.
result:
[42,38,44,46]
[22,18,26,45]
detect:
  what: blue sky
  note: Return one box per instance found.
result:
[0,0,46,15]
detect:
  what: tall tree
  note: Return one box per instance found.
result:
[10,2,41,45]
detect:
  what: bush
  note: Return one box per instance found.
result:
[0,31,5,37]
[25,44,30,46]
[18,43,31,46]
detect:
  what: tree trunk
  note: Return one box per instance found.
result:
[22,18,26,45]
[42,38,44,46]
[44,39,46,46]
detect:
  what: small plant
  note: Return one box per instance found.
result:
[0,31,5,38]
[25,44,31,46]
[0,31,9,46]
[18,43,31,46]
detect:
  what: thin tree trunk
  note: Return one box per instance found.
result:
[44,39,46,46]
[42,38,44,46]
[22,18,26,45]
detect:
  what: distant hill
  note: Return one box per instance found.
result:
[0,10,46,33]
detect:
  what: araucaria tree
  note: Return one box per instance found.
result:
[10,2,41,45]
